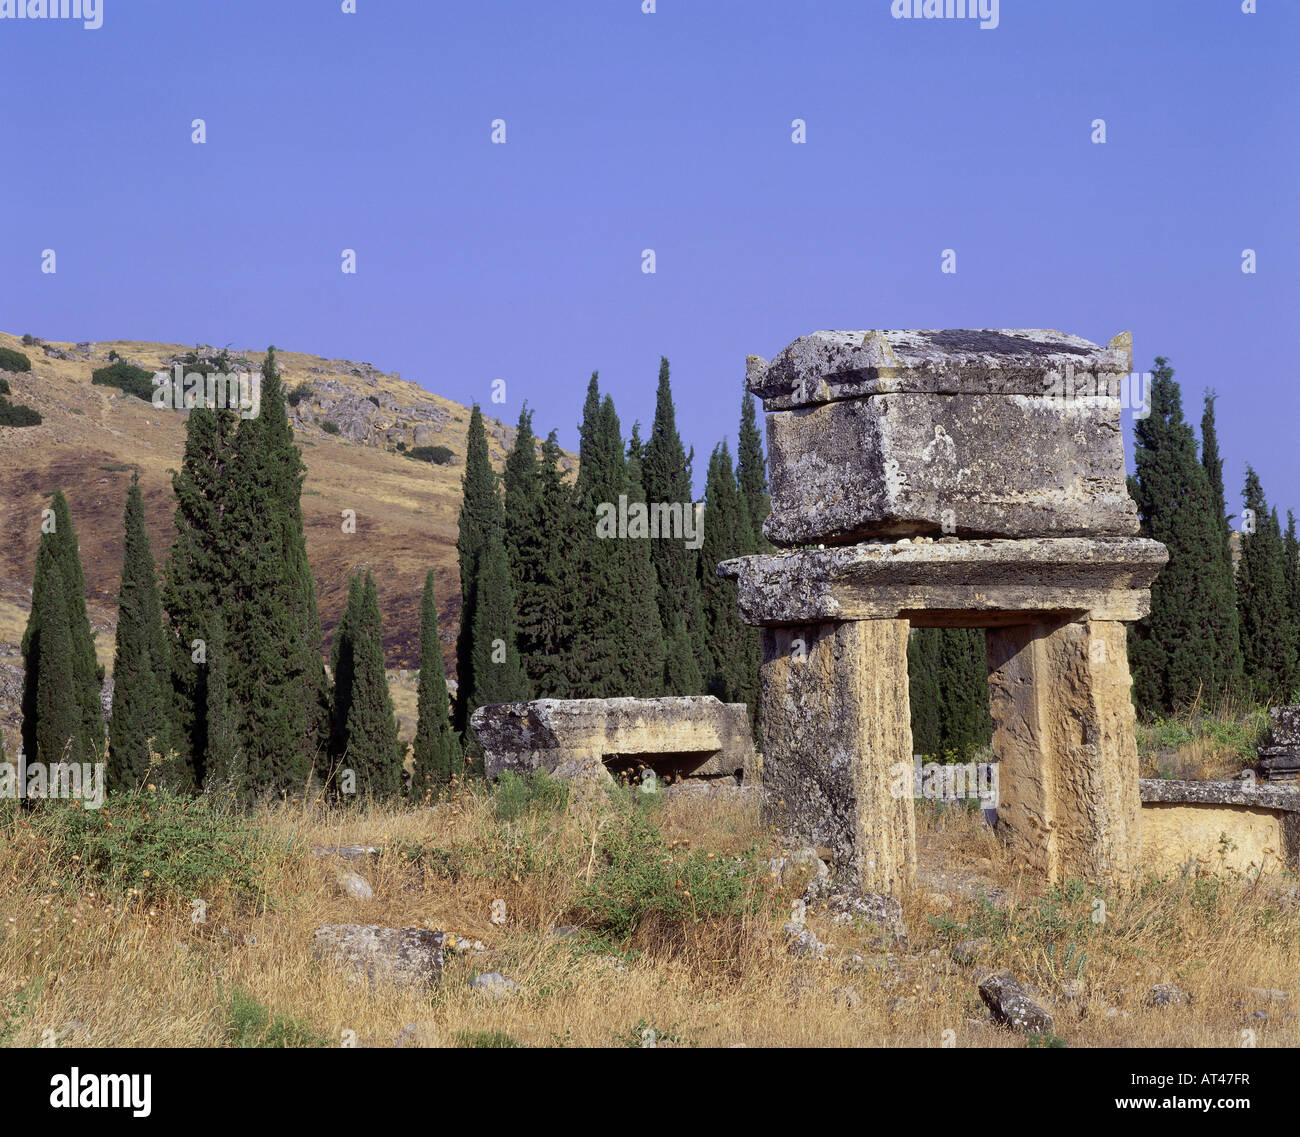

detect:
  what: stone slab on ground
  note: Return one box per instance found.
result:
[312,925,448,991]
[472,696,754,782]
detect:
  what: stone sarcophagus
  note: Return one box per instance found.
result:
[724,327,1167,896]
[746,328,1138,545]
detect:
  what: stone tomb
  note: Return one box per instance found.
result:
[721,329,1168,894]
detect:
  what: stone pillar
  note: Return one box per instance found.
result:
[760,619,916,893]
[985,618,1141,884]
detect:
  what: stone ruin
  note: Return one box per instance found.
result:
[1257,706,1300,781]
[720,328,1169,895]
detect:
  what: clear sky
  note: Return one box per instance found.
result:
[1,0,1296,510]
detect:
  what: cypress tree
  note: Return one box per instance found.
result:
[516,431,580,697]
[1237,470,1294,702]
[21,493,103,767]
[108,475,172,789]
[259,347,330,760]
[643,357,704,693]
[620,424,667,696]
[571,382,627,696]
[737,390,770,549]
[935,628,992,758]
[1199,392,1245,696]
[698,441,751,705]
[328,571,364,773]
[1126,358,1225,714]
[908,628,942,759]
[502,403,541,699]
[465,534,529,763]
[1286,511,1300,698]
[454,405,500,730]
[203,610,243,793]
[410,570,462,797]
[342,573,403,800]
[161,397,240,785]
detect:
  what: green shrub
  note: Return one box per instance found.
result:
[573,811,762,941]
[320,419,341,435]
[395,440,407,451]
[0,397,41,426]
[286,381,314,407]
[0,346,32,373]
[21,789,292,908]
[20,334,36,346]
[366,394,380,407]
[91,361,156,401]
[454,1030,521,1048]
[223,988,330,1048]
[406,444,455,465]
[493,770,568,821]
[0,377,9,394]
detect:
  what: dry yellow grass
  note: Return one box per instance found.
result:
[1,783,1296,1049]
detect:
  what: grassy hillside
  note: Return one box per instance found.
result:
[0,331,572,739]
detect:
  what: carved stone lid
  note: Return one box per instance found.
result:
[746,328,1133,409]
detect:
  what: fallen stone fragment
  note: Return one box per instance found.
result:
[313,925,447,990]
[978,971,1055,1033]
[310,845,380,861]
[1142,983,1192,1008]
[471,972,521,998]
[335,872,374,901]
[782,923,827,960]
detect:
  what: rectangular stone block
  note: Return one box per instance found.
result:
[748,328,1138,545]
[764,391,1137,544]
[759,619,916,893]
[1268,706,1300,748]
[985,619,1141,883]
[471,696,754,782]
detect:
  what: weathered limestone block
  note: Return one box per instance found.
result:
[985,619,1141,883]
[747,329,1137,545]
[759,620,915,893]
[1139,779,1300,873]
[312,925,448,990]
[719,537,1167,626]
[1257,706,1300,780]
[764,392,1136,543]
[471,696,754,782]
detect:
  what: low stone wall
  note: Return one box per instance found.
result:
[1138,780,1300,875]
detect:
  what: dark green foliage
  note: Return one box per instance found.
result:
[1126,359,1234,714]
[512,429,581,697]
[285,381,314,407]
[320,420,341,435]
[24,789,282,908]
[620,424,667,696]
[908,630,942,757]
[108,476,172,790]
[1286,511,1300,691]
[642,358,704,693]
[410,570,463,795]
[366,395,380,408]
[455,404,504,731]
[223,989,330,1049]
[161,348,326,796]
[329,572,403,800]
[1236,469,1296,703]
[467,535,530,729]
[492,770,569,821]
[0,377,8,395]
[20,334,36,347]
[91,361,155,401]
[698,441,757,714]
[1199,393,1245,693]
[0,397,41,426]
[908,628,992,759]
[0,346,32,373]
[406,444,455,465]
[203,612,243,793]
[573,810,762,942]
[737,390,770,549]
[21,492,103,768]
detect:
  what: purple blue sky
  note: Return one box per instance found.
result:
[1,0,1296,509]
